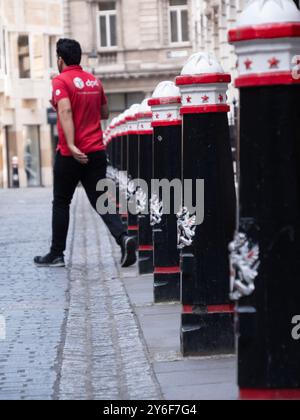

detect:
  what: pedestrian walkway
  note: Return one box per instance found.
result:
[0,187,237,400]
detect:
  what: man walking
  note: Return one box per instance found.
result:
[34,39,136,268]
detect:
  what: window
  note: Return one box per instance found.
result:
[23,126,42,187]
[0,27,8,74]
[18,35,31,78]
[32,35,44,79]
[106,92,145,113]
[5,126,17,188]
[49,35,57,69]
[97,1,117,49]
[169,0,189,44]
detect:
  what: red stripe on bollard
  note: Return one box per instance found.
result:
[154,266,181,274]
[240,389,300,401]
[182,305,194,314]
[136,130,153,135]
[152,120,182,127]
[228,23,300,43]
[139,245,154,251]
[176,74,232,85]
[207,304,235,314]
[180,105,230,115]
[148,97,182,106]
[235,72,300,88]
[128,225,139,231]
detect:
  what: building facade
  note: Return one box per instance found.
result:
[64,1,253,122]
[63,0,255,135]
[4,0,293,188]
[0,0,63,188]
[65,0,196,120]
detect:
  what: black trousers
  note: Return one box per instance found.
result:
[51,150,126,256]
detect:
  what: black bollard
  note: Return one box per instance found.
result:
[11,156,20,189]
[119,112,129,231]
[137,99,154,275]
[229,0,300,400]
[148,82,182,303]
[114,116,122,172]
[126,104,141,240]
[176,53,236,356]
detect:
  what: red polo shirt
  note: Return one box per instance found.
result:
[52,65,107,156]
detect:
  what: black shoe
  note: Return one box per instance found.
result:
[120,236,137,268]
[34,253,65,268]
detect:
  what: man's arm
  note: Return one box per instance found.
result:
[101,103,110,120]
[57,98,88,165]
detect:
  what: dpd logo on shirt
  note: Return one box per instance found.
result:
[73,77,85,90]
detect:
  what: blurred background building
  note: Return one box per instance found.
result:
[65,0,244,123]
[1,0,299,188]
[0,0,63,188]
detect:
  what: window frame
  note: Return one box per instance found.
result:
[17,33,32,79]
[169,0,190,46]
[97,1,118,50]
[0,22,8,76]
[48,35,58,71]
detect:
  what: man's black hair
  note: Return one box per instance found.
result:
[56,38,82,66]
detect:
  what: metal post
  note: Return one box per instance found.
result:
[119,112,129,231]
[148,82,182,303]
[229,0,300,400]
[126,104,140,240]
[11,156,20,189]
[176,52,236,356]
[137,99,154,275]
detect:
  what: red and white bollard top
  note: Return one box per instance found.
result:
[110,117,117,141]
[229,0,300,88]
[136,99,153,135]
[125,104,140,135]
[118,112,127,137]
[105,127,111,146]
[103,129,107,147]
[148,81,182,127]
[115,114,123,139]
[176,52,231,115]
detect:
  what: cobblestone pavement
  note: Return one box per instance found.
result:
[0,187,162,400]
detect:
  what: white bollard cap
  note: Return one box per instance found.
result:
[126,103,141,121]
[139,98,152,116]
[237,0,300,27]
[180,52,225,76]
[151,81,181,100]
[12,156,19,165]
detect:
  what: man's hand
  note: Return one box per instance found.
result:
[69,145,89,165]
[57,98,89,164]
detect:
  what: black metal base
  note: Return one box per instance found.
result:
[127,229,138,241]
[181,312,235,357]
[121,216,128,231]
[138,250,153,275]
[154,273,180,303]
[237,85,300,390]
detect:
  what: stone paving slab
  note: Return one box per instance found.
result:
[0,186,238,401]
[121,273,239,400]
[0,187,161,400]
